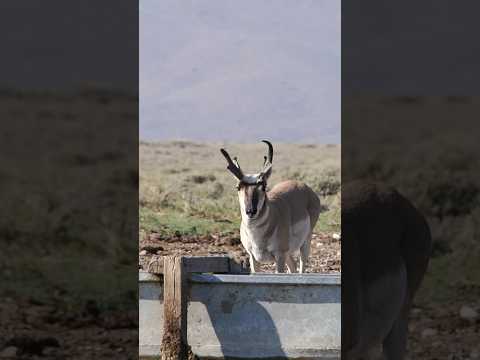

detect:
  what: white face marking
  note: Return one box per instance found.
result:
[238,190,247,214]
[237,173,266,220]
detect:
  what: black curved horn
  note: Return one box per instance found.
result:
[220,148,244,180]
[261,140,273,163]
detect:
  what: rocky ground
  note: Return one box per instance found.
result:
[139,232,341,274]
[0,297,137,359]
[408,293,480,359]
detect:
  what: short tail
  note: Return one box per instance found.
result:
[307,188,322,231]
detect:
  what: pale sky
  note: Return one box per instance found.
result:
[140,0,340,143]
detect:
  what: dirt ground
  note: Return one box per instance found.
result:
[139,231,341,274]
[0,297,137,359]
[408,289,480,359]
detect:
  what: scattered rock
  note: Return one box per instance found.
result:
[140,231,340,274]
[421,328,437,337]
[0,347,17,357]
[141,245,163,254]
[139,250,147,256]
[224,237,240,246]
[148,232,162,241]
[332,233,341,240]
[5,336,59,356]
[460,305,478,322]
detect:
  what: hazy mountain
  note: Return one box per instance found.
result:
[0,1,137,91]
[343,0,480,94]
[140,0,340,143]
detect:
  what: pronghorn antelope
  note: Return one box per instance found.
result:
[342,181,432,360]
[220,140,321,273]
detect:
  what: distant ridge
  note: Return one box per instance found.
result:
[140,0,340,143]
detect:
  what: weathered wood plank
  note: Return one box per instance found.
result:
[161,256,187,360]
[147,255,246,275]
[183,256,230,273]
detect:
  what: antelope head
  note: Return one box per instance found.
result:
[220,140,273,219]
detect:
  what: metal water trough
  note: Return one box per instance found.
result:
[140,256,341,359]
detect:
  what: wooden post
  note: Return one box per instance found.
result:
[161,256,187,360]
[154,255,246,359]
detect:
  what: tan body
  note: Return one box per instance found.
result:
[342,181,432,360]
[239,180,321,273]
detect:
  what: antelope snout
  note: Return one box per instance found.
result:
[245,206,257,218]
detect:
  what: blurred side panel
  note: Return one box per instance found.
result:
[0,1,138,358]
[342,1,480,359]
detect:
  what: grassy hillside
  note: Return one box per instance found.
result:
[140,141,341,241]
[0,90,138,311]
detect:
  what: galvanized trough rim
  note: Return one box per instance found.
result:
[139,271,341,285]
[190,273,341,285]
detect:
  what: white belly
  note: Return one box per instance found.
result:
[288,214,311,252]
[240,214,311,263]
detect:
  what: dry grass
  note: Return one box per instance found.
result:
[140,141,341,240]
[0,91,138,310]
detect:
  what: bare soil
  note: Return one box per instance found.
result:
[408,289,480,359]
[139,232,341,274]
[0,297,137,359]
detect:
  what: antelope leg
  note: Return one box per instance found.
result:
[299,238,311,273]
[249,253,260,273]
[383,304,409,360]
[275,253,287,273]
[286,255,297,273]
